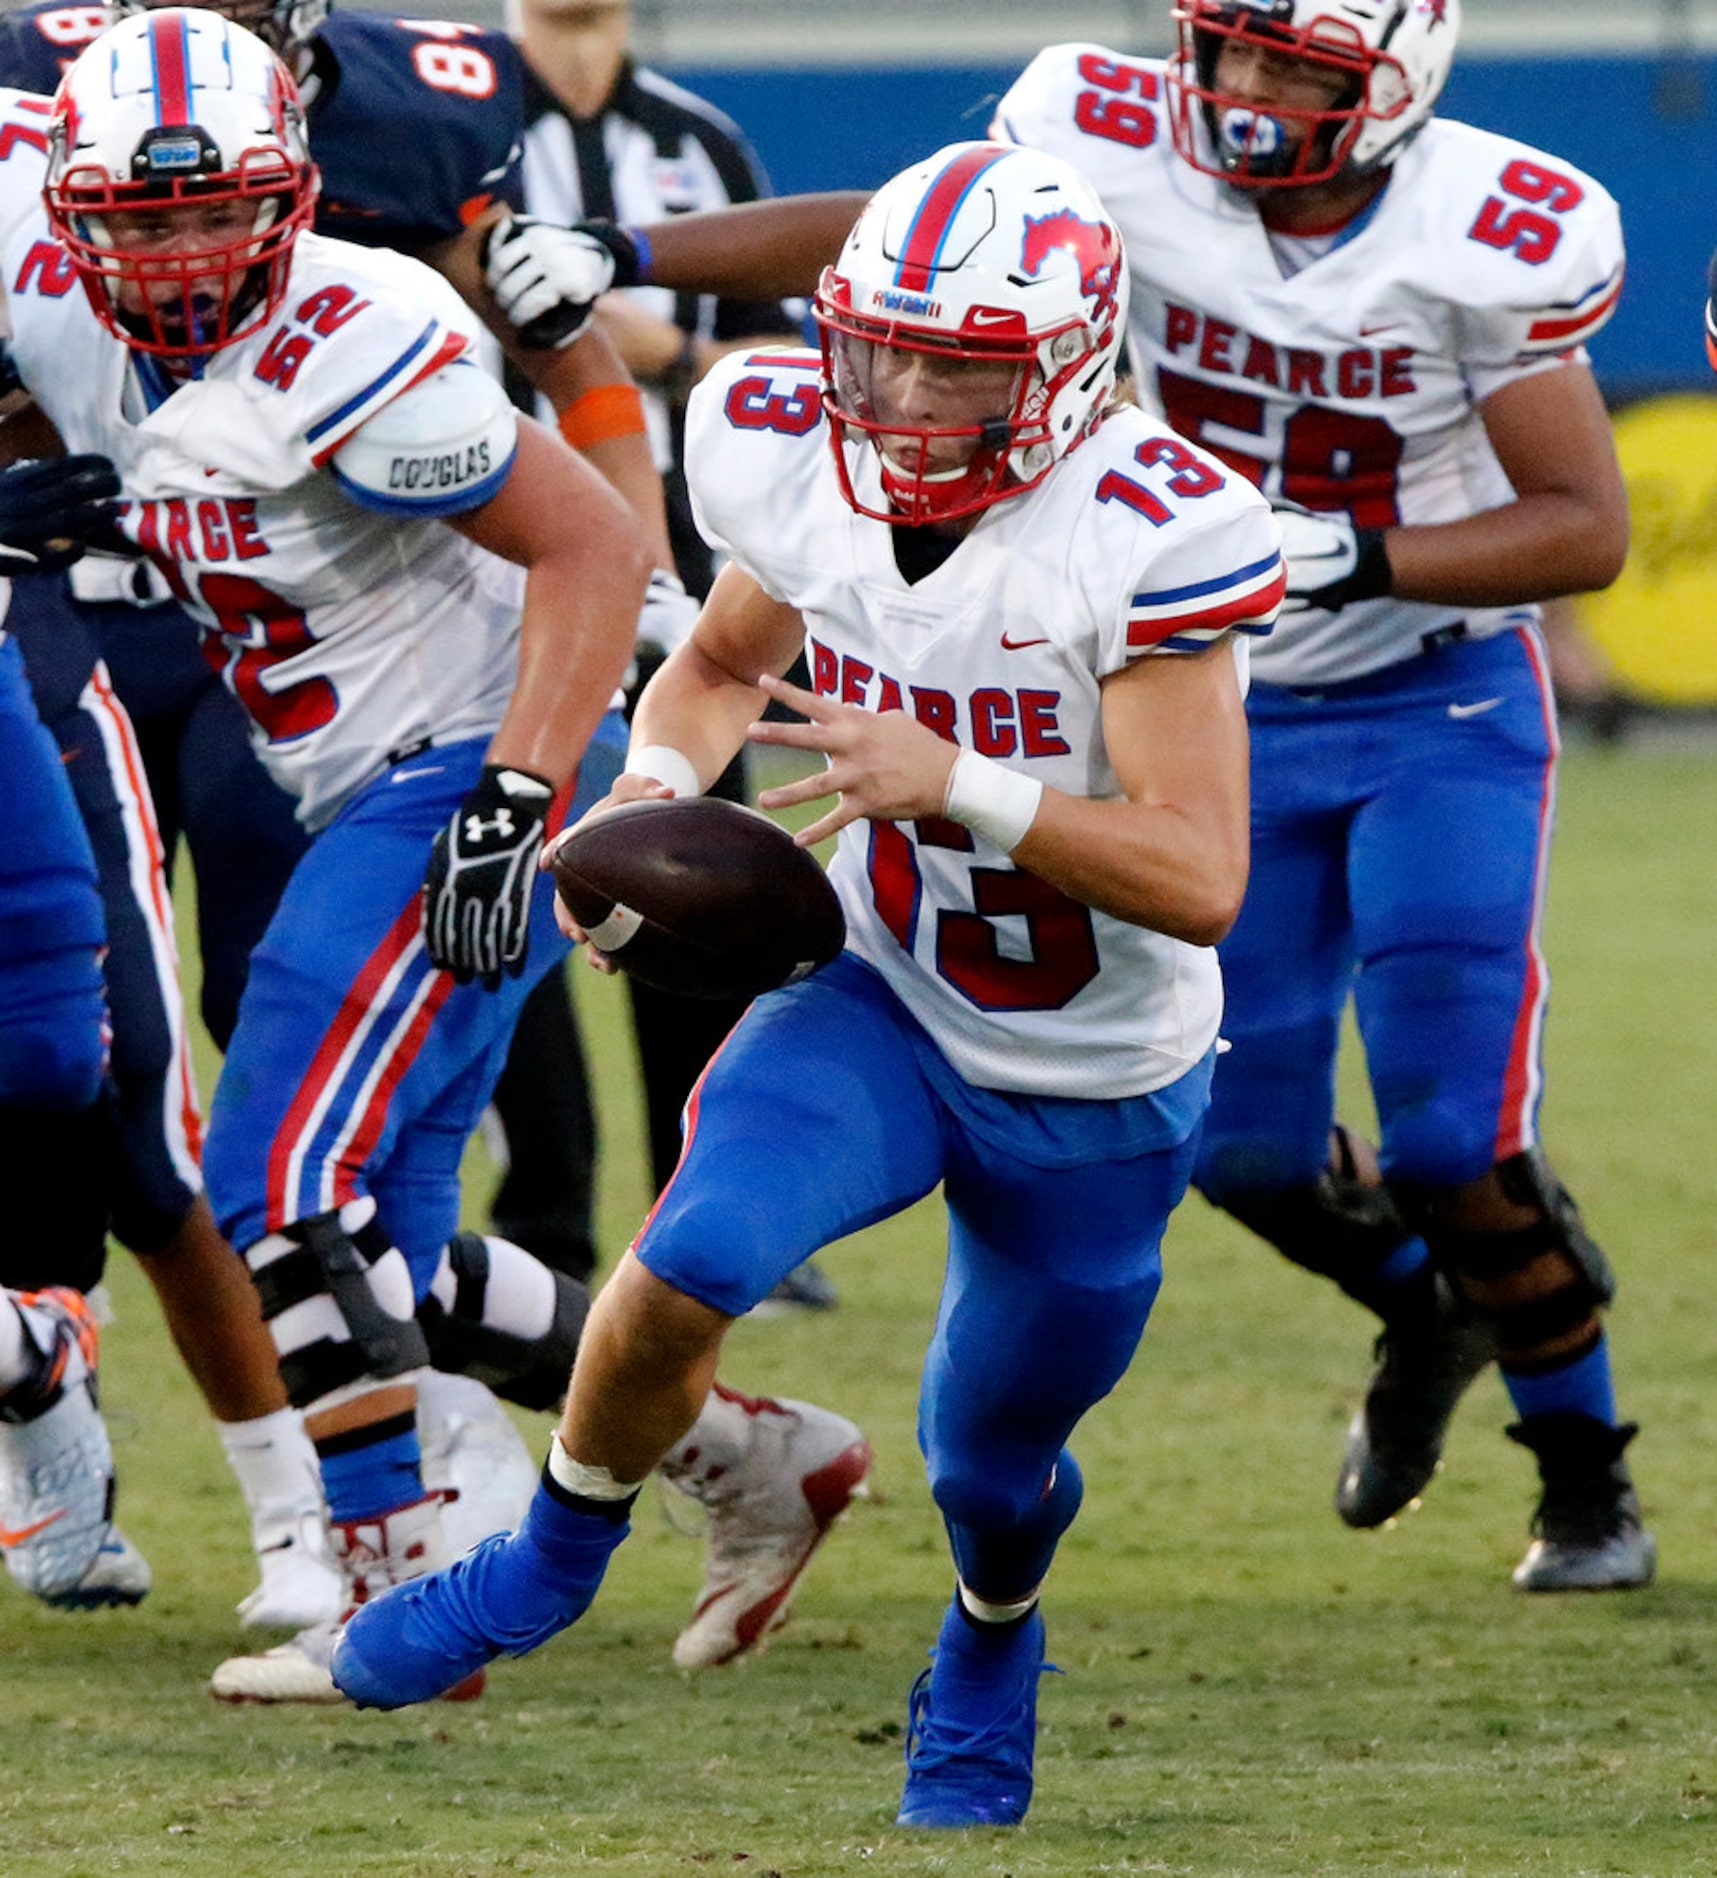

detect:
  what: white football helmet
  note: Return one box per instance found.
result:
[45,7,318,358]
[813,141,1128,525]
[1169,0,1459,187]
[110,0,330,61]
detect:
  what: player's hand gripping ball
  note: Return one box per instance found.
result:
[548,797,845,1001]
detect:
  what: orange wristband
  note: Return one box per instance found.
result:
[558,384,647,450]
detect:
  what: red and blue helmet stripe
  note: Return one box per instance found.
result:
[891,143,1014,293]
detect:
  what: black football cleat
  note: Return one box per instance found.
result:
[1335,1276,1496,1528]
[1507,1414,1657,1592]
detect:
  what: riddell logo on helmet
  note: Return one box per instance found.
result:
[873,288,941,317]
[1018,211,1120,323]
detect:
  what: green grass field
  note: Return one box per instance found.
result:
[5,738,1716,1878]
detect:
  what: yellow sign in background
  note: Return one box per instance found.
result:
[1579,393,1717,704]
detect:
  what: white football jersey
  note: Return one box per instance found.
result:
[5,217,526,828]
[0,87,51,319]
[994,46,1625,687]
[685,346,1282,1101]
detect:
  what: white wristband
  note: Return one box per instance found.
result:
[626,743,701,798]
[942,749,1043,853]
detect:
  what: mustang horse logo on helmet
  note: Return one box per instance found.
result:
[1018,210,1121,327]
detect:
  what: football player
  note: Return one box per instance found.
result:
[0,10,869,1706]
[333,142,1283,1831]
[0,456,150,1611]
[520,0,1655,1596]
[0,75,321,1631]
[991,0,1650,1587]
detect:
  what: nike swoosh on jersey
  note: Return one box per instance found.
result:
[391,765,447,783]
[1000,632,1051,650]
[1447,697,1504,719]
[0,1509,69,1547]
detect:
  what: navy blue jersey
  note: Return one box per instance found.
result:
[0,6,523,255]
[306,12,523,253]
[0,3,104,92]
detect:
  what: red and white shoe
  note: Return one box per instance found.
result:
[0,1288,150,1609]
[417,1371,538,1559]
[211,1493,482,1703]
[662,1386,871,1669]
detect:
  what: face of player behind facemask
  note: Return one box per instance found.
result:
[1206,30,1359,184]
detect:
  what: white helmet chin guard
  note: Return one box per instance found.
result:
[813,141,1129,526]
[1170,0,1459,187]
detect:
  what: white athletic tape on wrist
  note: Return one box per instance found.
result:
[627,743,701,798]
[942,749,1043,853]
[548,1431,643,1500]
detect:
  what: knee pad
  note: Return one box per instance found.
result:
[1401,1149,1615,1356]
[1206,1127,1413,1291]
[244,1200,431,1413]
[418,1231,589,1413]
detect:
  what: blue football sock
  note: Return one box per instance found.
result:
[319,1422,422,1524]
[1501,1335,1618,1427]
[948,1449,1083,1603]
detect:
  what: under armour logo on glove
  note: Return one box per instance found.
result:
[463,807,520,843]
[1272,505,1393,616]
[481,212,622,350]
[422,764,555,990]
[0,454,124,576]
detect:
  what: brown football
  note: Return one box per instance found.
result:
[548,796,845,1001]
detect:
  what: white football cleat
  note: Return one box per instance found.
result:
[662,1387,871,1669]
[209,1614,347,1704]
[212,1493,482,1704]
[417,1370,538,1559]
[0,1288,151,1609]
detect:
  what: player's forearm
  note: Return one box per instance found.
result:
[633,193,866,297]
[513,326,675,570]
[428,221,675,567]
[1013,788,1249,947]
[1011,641,1250,943]
[627,639,771,793]
[1381,493,1629,608]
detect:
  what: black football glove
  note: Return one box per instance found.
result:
[480,212,642,350]
[0,454,124,576]
[1272,506,1393,616]
[422,763,555,990]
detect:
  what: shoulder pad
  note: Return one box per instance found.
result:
[1418,124,1624,362]
[991,44,1167,159]
[331,358,517,517]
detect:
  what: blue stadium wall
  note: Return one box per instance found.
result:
[673,55,1712,401]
